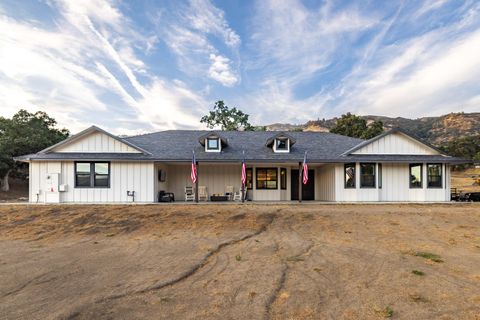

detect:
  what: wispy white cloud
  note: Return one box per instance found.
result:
[160,0,241,87]
[242,0,378,124]
[0,0,207,134]
[208,54,238,87]
[331,2,480,118]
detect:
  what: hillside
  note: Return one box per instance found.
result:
[265,112,480,144]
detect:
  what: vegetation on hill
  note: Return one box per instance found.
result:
[268,112,480,145]
[440,134,480,167]
[329,113,384,139]
[0,110,69,192]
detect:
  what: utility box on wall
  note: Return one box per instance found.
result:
[45,173,60,203]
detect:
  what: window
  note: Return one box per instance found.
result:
[280,168,287,190]
[75,163,91,187]
[75,162,110,188]
[344,163,356,188]
[94,163,109,187]
[360,163,376,188]
[206,138,219,150]
[409,164,423,188]
[246,168,253,189]
[427,164,442,188]
[256,168,278,189]
[378,163,382,189]
[276,138,288,150]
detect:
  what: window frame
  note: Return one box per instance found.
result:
[378,163,382,189]
[344,163,356,189]
[409,163,423,189]
[206,137,220,150]
[255,168,278,190]
[360,163,376,188]
[246,168,253,190]
[280,168,287,190]
[74,161,111,189]
[427,163,443,189]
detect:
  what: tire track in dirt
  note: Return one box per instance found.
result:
[264,218,315,320]
[65,212,278,317]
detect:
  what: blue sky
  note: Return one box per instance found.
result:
[1,0,480,134]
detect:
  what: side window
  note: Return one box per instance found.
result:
[75,162,110,188]
[75,163,91,187]
[409,164,423,188]
[360,163,376,188]
[344,163,356,188]
[427,164,442,188]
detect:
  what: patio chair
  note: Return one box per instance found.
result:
[233,187,247,201]
[198,186,208,201]
[184,186,195,201]
[225,185,234,200]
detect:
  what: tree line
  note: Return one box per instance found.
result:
[0,110,69,191]
[1,102,477,193]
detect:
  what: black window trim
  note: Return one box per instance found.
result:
[360,163,376,189]
[427,163,443,189]
[378,163,382,189]
[409,163,423,189]
[74,161,111,189]
[280,167,287,190]
[206,137,220,150]
[246,167,253,190]
[344,163,356,189]
[256,167,278,190]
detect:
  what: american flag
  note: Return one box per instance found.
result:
[191,151,197,184]
[302,152,308,185]
[241,151,246,186]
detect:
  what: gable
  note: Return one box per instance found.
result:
[52,131,142,153]
[352,132,440,155]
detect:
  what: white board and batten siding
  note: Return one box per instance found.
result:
[28,130,155,203]
[352,132,438,155]
[330,131,451,202]
[316,165,335,201]
[53,131,141,153]
[30,161,155,203]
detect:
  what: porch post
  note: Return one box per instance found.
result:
[195,161,199,203]
[298,162,302,203]
[241,184,245,203]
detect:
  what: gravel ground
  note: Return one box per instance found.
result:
[0,204,479,320]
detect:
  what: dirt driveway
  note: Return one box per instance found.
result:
[0,204,479,320]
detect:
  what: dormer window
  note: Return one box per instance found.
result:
[265,132,295,153]
[207,138,219,151]
[199,133,227,153]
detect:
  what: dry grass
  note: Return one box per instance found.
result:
[0,204,479,320]
[451,167,480,192]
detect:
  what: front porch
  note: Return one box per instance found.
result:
[154,162,334,202]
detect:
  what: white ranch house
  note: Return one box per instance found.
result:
[16,126,468,203]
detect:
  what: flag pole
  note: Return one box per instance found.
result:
[298,161,302,203]
[194,150,199,203]
[241,150,245,203]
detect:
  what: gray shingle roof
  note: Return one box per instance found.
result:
[123,130,363,162]
[15,129,469,164]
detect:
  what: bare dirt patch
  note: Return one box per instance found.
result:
[0,204,479,319]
